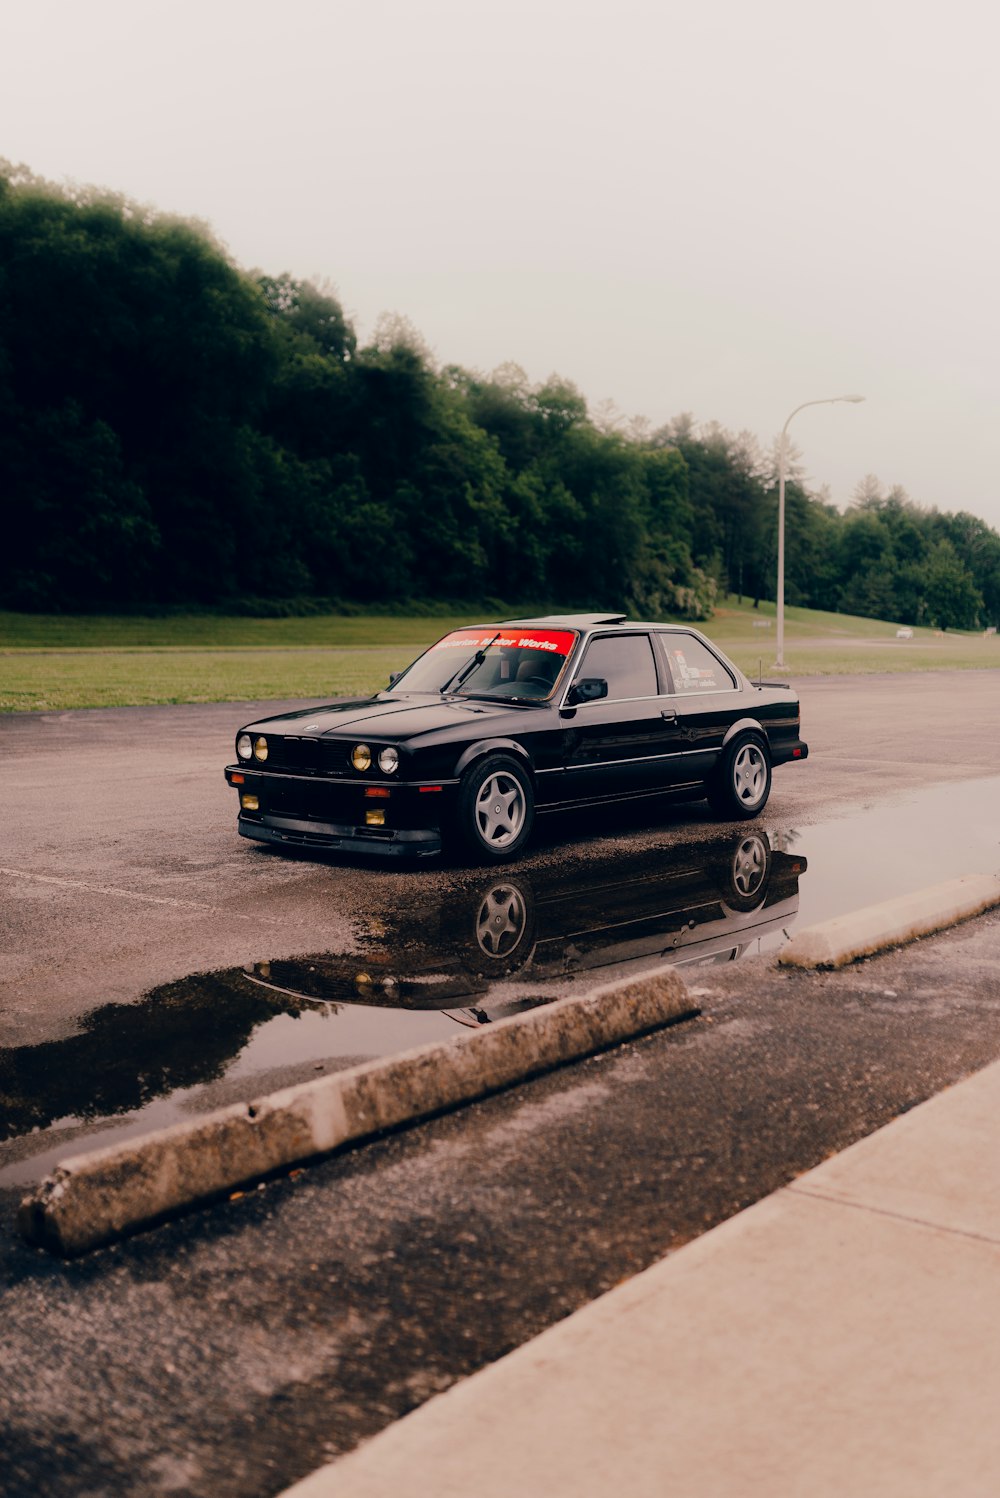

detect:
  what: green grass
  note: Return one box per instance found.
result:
[0,611,470,649]
[0,648,421,712]
[0,612,469,711]
[701,597,1000,677]
[1,600,997,713]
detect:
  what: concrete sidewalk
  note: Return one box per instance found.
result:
[283,1053,1000,1498]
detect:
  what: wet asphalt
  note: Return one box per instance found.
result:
[2,672,1000,1497]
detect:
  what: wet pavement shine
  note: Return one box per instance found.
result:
[2,771,998,1193]
[2,825,802,1187]
[2,676,1000,1498]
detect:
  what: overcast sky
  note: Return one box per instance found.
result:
[3,0,999,526]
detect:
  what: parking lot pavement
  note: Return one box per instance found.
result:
[2,671,1000,1496]
[4,670,1000,1048]
[3,903,1000,1498]
[0,698,369,1042]
[287,1045,1000,1498]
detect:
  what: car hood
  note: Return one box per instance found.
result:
[240,694,524,741]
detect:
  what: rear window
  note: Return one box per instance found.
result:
[660,634,736,693]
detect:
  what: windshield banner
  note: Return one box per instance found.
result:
[431,629,577,655]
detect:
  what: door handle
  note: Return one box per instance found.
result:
[660,708,678,723]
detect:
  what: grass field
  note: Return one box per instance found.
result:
[2,600,997,712]
[700,600,999,679]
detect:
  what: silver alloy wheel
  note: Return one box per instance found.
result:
[453,753,535,862]
[732,834,767,897]
[733,742,767,806]
[475,771,526,847]
[476,883,528,957]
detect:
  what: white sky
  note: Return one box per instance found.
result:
[3,0,999,525]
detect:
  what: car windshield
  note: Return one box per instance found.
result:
[392,627,579,701]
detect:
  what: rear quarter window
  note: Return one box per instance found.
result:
[660,634,736,693]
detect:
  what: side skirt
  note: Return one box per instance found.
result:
[534,781,708,815]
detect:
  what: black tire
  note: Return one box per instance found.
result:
[707,733,772,820]
[452,753,535,862]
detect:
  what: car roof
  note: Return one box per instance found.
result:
[496,613,707,635]
[498,613,628,629]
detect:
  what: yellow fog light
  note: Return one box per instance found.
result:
[253,736,268,762]
[365,809,386,827]
[352,743,372,771]
[240,793,259,811]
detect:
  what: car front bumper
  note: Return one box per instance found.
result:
[225,765,449,858]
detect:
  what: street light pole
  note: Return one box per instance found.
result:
[775,394,865,670]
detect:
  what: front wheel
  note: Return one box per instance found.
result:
[452,754,535,862]
[707,734,772,820]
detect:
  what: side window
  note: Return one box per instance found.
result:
[660,633,736,693]
[577,634,658,700]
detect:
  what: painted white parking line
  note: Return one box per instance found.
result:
[0,866,292,926]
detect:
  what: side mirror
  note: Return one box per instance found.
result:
[569,677,608,705]
[387,671,402,688]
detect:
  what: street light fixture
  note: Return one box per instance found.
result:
[775,394,865,669]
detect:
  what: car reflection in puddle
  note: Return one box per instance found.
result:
[315,828,806,1026]
[0,830,805,1189]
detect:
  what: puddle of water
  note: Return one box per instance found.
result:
[1,827,802,1187]
[0,1007,474,1188]
[789,773,1000,929]
[5,776,995,1192]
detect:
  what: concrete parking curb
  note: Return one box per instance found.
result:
[779,872,1000,970]
[18,968,695,1257]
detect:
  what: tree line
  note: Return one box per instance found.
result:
[2,161,997,630]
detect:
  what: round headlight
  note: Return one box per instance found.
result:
[351,743,372,772]
[378,746,399,774]
[253,736,268,762]
[237,733,252,760]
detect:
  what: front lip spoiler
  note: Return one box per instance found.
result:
[238,813,441,859]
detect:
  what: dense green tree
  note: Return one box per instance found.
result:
[0,400,159,607]
[3,162,999,626]
[651,423,770,605]
[257,273,356,361]
[920,539,983,630]
[931,511,1000,626]
[0,164,284,604]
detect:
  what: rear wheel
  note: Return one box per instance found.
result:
[715,831,773,911]
[708,734,772,820]
[452,754,534,862]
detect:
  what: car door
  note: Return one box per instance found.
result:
[554,631,678,802]
[653,630,742,782]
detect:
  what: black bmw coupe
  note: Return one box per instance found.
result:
[225,612,807,862]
